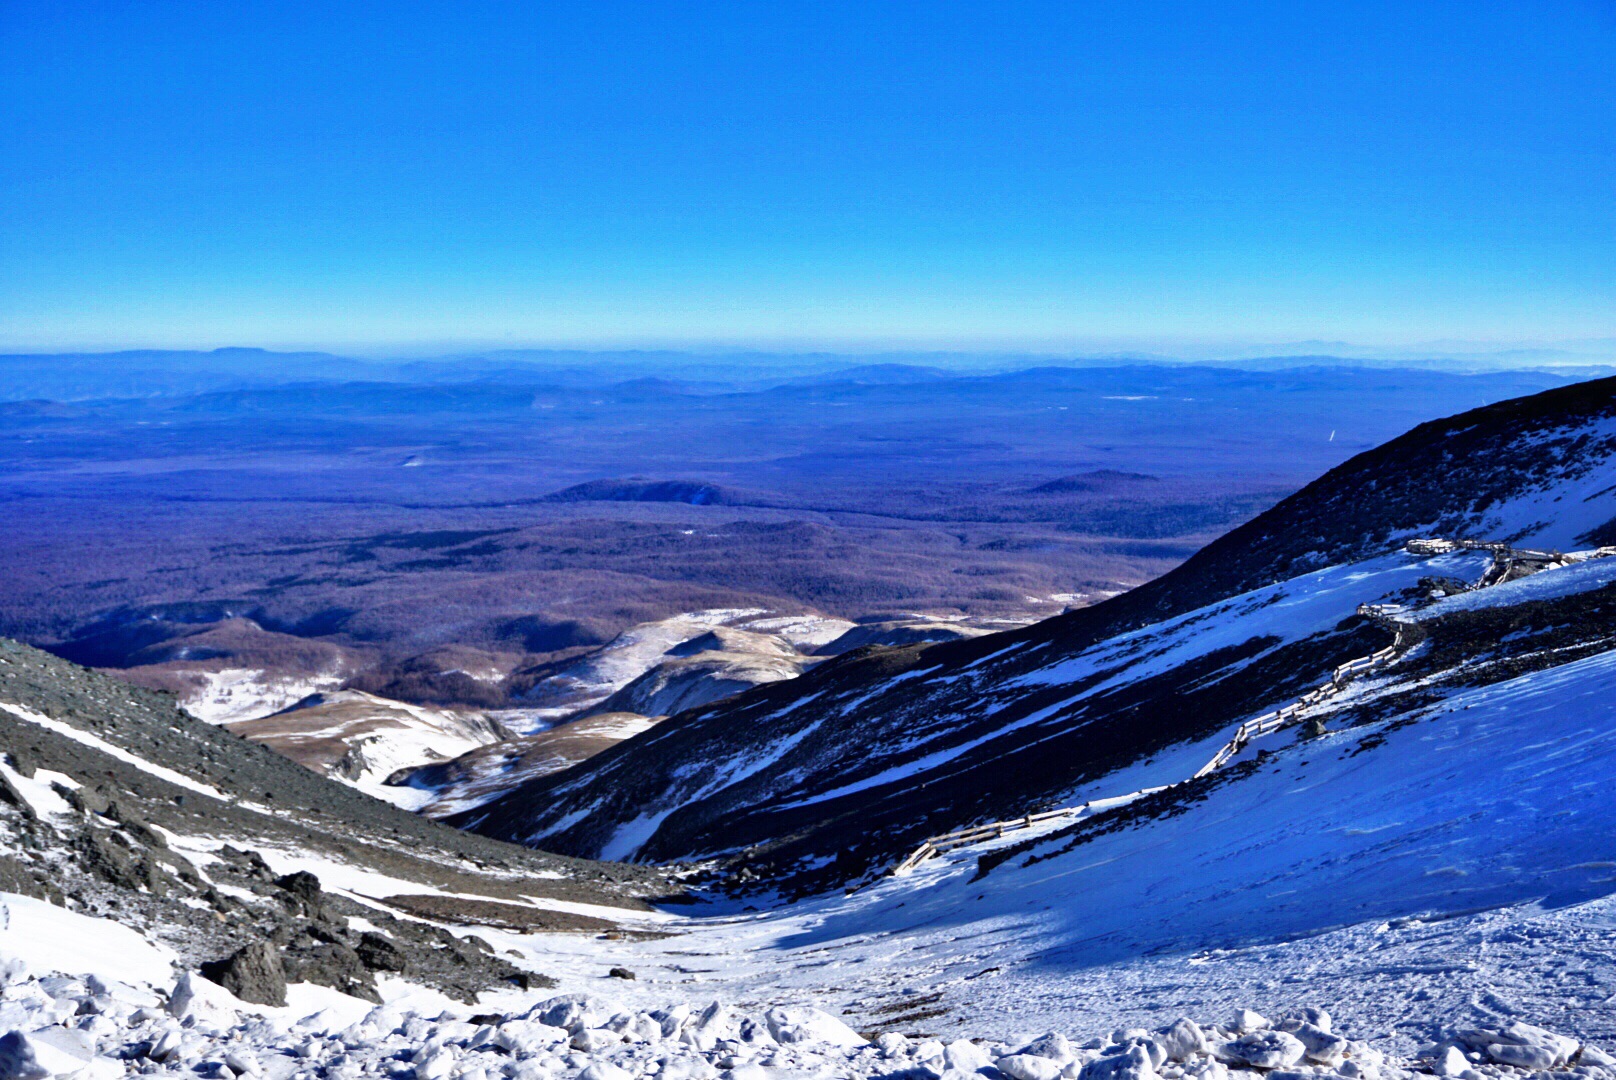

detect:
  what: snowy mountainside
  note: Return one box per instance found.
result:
[450,552,1469,877]
[225,690,513,808]
[453,377,1616,891]
[507,607,998,727]
[395,712,663,819]
[738,555,1616,1042]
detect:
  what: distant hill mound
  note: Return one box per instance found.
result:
[1032,470,1161,494]
[543,478,762,506]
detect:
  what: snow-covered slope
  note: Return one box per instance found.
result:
[397,712,663,818]
[453,377,1616,893]
[507,609,844,727]
[225,690,512,808]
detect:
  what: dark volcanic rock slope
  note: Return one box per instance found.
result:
[453,377,1616,892]
[0,639,669,999]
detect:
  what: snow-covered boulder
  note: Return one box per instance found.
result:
[1230,1011,1268,1035]
[685,1001,734,1051]
[762,1007,865,1049]
[494,1020,568,1055]
[570,1028,623,1053]
[1433,1046,1470,1077]
[1122,1037,1166,1070]
[1159,1020,1206,1062]
[1276,1021,1347,1066]
[1454,1021,1579,1070]
[530,996,600,1034]
[1214,1031,1306,1070]
[1015,1033,1077,1064]
[0,1028,118,1080]
[166,970,238,1027]
[944,1038,993,1073]
[577,1064,632,1080]
[626,1013,663,1043]
[1180,1058,1227,1080]
[1582,1046,1616,1068]
[1284,1008,1330,1034]
[875,1033,909,1058]
[1000,1053,1066,1080]
[1080,1043,1157,1080]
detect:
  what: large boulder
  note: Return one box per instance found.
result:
[200,940,287,1007]
[355,931,408,973]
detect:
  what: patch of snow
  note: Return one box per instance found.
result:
[178,668,346,724]
[0,892,176,985]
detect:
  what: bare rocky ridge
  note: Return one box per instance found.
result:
[0,637,673,1001]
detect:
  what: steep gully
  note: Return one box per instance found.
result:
[891,537,1616,875]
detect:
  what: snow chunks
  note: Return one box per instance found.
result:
[1212,1030,1307,1071]
[492,1020,570,1056]
[1159,1020,1208,1063]
[1081,1043,1160,1080]
[999,1053,1067,1080]
[1273,1020,1347,1068]
[1450,1019,1582,1070]
[761,1006,866,1049]
[0,1028,118,1080]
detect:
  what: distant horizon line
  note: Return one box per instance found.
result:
[4,338,1616,366]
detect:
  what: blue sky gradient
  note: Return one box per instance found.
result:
[2,1,1613,352]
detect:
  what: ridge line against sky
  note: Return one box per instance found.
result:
[2,1,1613,351]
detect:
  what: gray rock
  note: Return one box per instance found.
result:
[274,871,322,905]
[201,941,287,1007]
[283,939,376,1003]
[0,775,34,819]
[355,932,408,973]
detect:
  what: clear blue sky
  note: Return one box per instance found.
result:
[2,1,1613,352]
